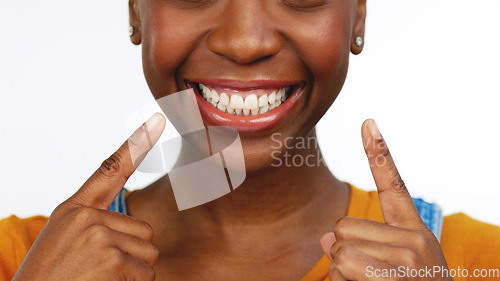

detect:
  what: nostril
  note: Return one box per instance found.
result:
[251,54,276,65]
[206,24,283,64]
[208,36,283,64]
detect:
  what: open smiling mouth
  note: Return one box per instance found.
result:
[191,83,295,116]
[185,80,305,133]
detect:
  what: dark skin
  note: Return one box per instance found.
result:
[12,0,452,280]
[129,0,365,172]
[127,0,359,279]
[126,136,350,280]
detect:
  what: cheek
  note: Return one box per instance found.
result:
[310,28,350,110]
[141,9,204,98]
[286,14,352,118]
[299,20,351,88]
[279,7,353,90]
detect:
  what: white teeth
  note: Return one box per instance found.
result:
[259,105,269,114]
[268,91,276,105]
[197,84,292,116]
[230,95,244,109]
[205,90,211,101]
[276,90,282,103]
[201,84,210,100]
[211,90,220,104]
[258,95,268,107]
[220,93,229,106]
[217,103,226,112]
[244,94,258,110]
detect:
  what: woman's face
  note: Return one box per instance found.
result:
[129,0,366,173]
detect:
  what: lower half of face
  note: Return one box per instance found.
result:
[139,0,356,174]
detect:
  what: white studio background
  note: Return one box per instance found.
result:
[1,1,499,225]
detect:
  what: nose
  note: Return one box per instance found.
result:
[206,1,283,64]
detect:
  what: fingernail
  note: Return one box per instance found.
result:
[325,232,336,244]
[320,232,336,262]
[368,119,382,140]
[144,113,164,138]
[129,113,166,168]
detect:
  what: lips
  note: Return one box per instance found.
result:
[197,83,291,116]
[185,80,305,134]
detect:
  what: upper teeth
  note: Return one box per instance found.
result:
[199,84,290,116]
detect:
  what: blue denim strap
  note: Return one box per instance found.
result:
[108,188,128,215]
[412,198,443,241]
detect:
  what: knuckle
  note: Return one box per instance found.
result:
[328,262,341,279]
[51,203,69,218]
[71,207,97,226]
[127,124,147,150]
[86,224,110,244]
[378,175,409,199]
[390,174,407,192]
[367,135,387,150]
[97,155,123,179]
[105,247,126,269]
[140,221,154,241]
[333,216,352,239]
[378,142,390,157]
[332,245,349,267]
[410,231,430,253]
[149,244,160,264]
[367,138,389,158]
[403,248,421,268]
[330,239,345,258]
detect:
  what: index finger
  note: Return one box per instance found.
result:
[67,113,166,209]
[361,119,425,230]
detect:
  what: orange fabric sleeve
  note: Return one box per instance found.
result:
[440,213,500,281]
[0,215,48,280]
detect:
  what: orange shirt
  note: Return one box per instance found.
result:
[1,185,499,280]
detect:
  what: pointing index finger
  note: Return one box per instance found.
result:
[68,113,166,209]
[361,119,425,230]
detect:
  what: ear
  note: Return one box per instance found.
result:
[129,0,142,45]
[351,0,367,55]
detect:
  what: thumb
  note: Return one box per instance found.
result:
[320,232,336,262]
[67,113,166,210]
[361,119,425,230]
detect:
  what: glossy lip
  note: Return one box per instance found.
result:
[185,80,305,134]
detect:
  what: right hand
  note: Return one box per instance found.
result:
[12,113,166,281]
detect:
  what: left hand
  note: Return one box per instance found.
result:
[320,119,452,281]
